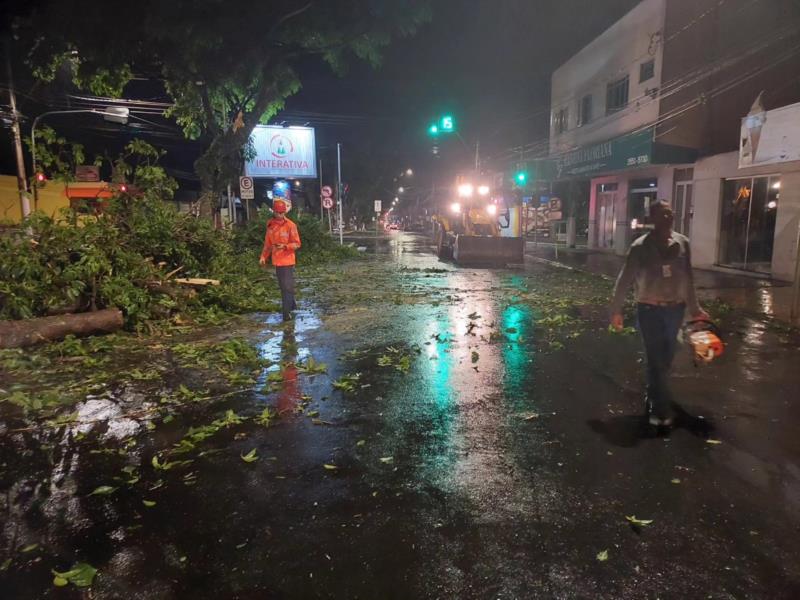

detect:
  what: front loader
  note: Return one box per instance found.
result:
[433,179,524,266]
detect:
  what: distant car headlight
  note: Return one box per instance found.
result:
[478,185,490,196]
[450,202,462,214]
[486,204,497,215]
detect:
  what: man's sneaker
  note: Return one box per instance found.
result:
[648,414,674,427]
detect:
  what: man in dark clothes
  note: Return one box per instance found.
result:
[610,200,709,427]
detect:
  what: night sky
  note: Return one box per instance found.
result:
[1,0,641,193]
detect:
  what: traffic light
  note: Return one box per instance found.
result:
[440,115,455,132]
[515,171,528,185]
[428,123,439,136]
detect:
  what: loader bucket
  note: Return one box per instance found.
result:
[453,235,524,265]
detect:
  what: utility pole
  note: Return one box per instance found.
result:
[474,139,480,172]
[336,143,343,245]
[5,39,31,219]
[318,158,323,220]
[792,222,800,324]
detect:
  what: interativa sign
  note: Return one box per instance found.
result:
[245,125,318,179]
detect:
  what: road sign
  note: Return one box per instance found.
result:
[321,185,333,198]
[239,176,254,200]
[322,196,334,210]
[374,200,382,213]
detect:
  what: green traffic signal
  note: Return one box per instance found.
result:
[515,171,528,184]
[428,123,439,136]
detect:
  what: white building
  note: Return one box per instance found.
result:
[535,0,800,282]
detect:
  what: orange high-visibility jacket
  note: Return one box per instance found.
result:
[261,217,301,266]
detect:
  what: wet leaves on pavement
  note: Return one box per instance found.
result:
[52,562,97,588]
[240,448,259,463]
[625,515,654,527]
[596,550,609,562]
[88,485,117,496]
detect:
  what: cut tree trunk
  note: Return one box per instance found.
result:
[0,309,124,349]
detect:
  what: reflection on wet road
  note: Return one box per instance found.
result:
[2,232,800,599]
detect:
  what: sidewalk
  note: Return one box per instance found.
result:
[525,242,798,324]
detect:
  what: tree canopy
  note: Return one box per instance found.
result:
[13,0,431,206]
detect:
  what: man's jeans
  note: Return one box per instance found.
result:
[637,303,685,419]
[275,266,297,318]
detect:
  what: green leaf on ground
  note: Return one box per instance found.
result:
[705,439,722,445]
[379,456,394,464]
[89,485,117,496]
[1,558,11,571]
[255,407,276,427]
[323,464,338,470]
[142,500,157,507]
[333,373,361,393]
[671,478,681,484]
[596,549,609,561]
[297,356,328,374]
[241,448,259,463]
[356,440,366,447]
[20,543,39,553]
[625,515,653,527]
[52,562,97,587]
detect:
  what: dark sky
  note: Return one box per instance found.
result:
[284,0,640,177]
[1,0,641,192]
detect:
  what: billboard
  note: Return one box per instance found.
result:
[740,101,800,169]
[246,125,317,178]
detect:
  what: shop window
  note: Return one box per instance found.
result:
[578,94,593,126]
[639,59,655,83]
[606,75,629,114]
[554,106,569,134]
[718,176,779,273]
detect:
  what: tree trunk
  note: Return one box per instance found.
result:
[0,309,124,349]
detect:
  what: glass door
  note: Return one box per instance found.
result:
[673,182,693,235]
[718,176,779,273]
[597,192,616,248]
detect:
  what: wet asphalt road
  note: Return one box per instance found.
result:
[2,231,800,599]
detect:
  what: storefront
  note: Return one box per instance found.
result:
[691,101,800,281]
[535,127,696,255]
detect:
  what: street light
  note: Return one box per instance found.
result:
[398,186,404,193]
[405,168,413,176]
[30,107,130,207]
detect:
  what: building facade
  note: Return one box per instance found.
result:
[536,0,800,281]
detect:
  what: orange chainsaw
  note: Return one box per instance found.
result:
[683,319,725,365]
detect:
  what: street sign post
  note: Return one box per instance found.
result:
[239,176,254,200]
[322,197,334,210]
[374,200,382,251]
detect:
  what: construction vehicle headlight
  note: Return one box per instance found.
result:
[486,204,497,215]
[478,185,490,196]
[450,202,462,214]
[457,184,473,198]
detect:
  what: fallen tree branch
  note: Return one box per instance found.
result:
[0,309,124,349]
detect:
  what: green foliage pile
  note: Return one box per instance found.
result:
[0,196,279,328]
[233,207,359,265]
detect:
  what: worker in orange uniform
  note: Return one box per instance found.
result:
[259,199,301,321]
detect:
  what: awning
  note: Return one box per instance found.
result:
[529,127,697,181]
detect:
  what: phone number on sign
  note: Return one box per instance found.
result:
[626,155,650,166]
